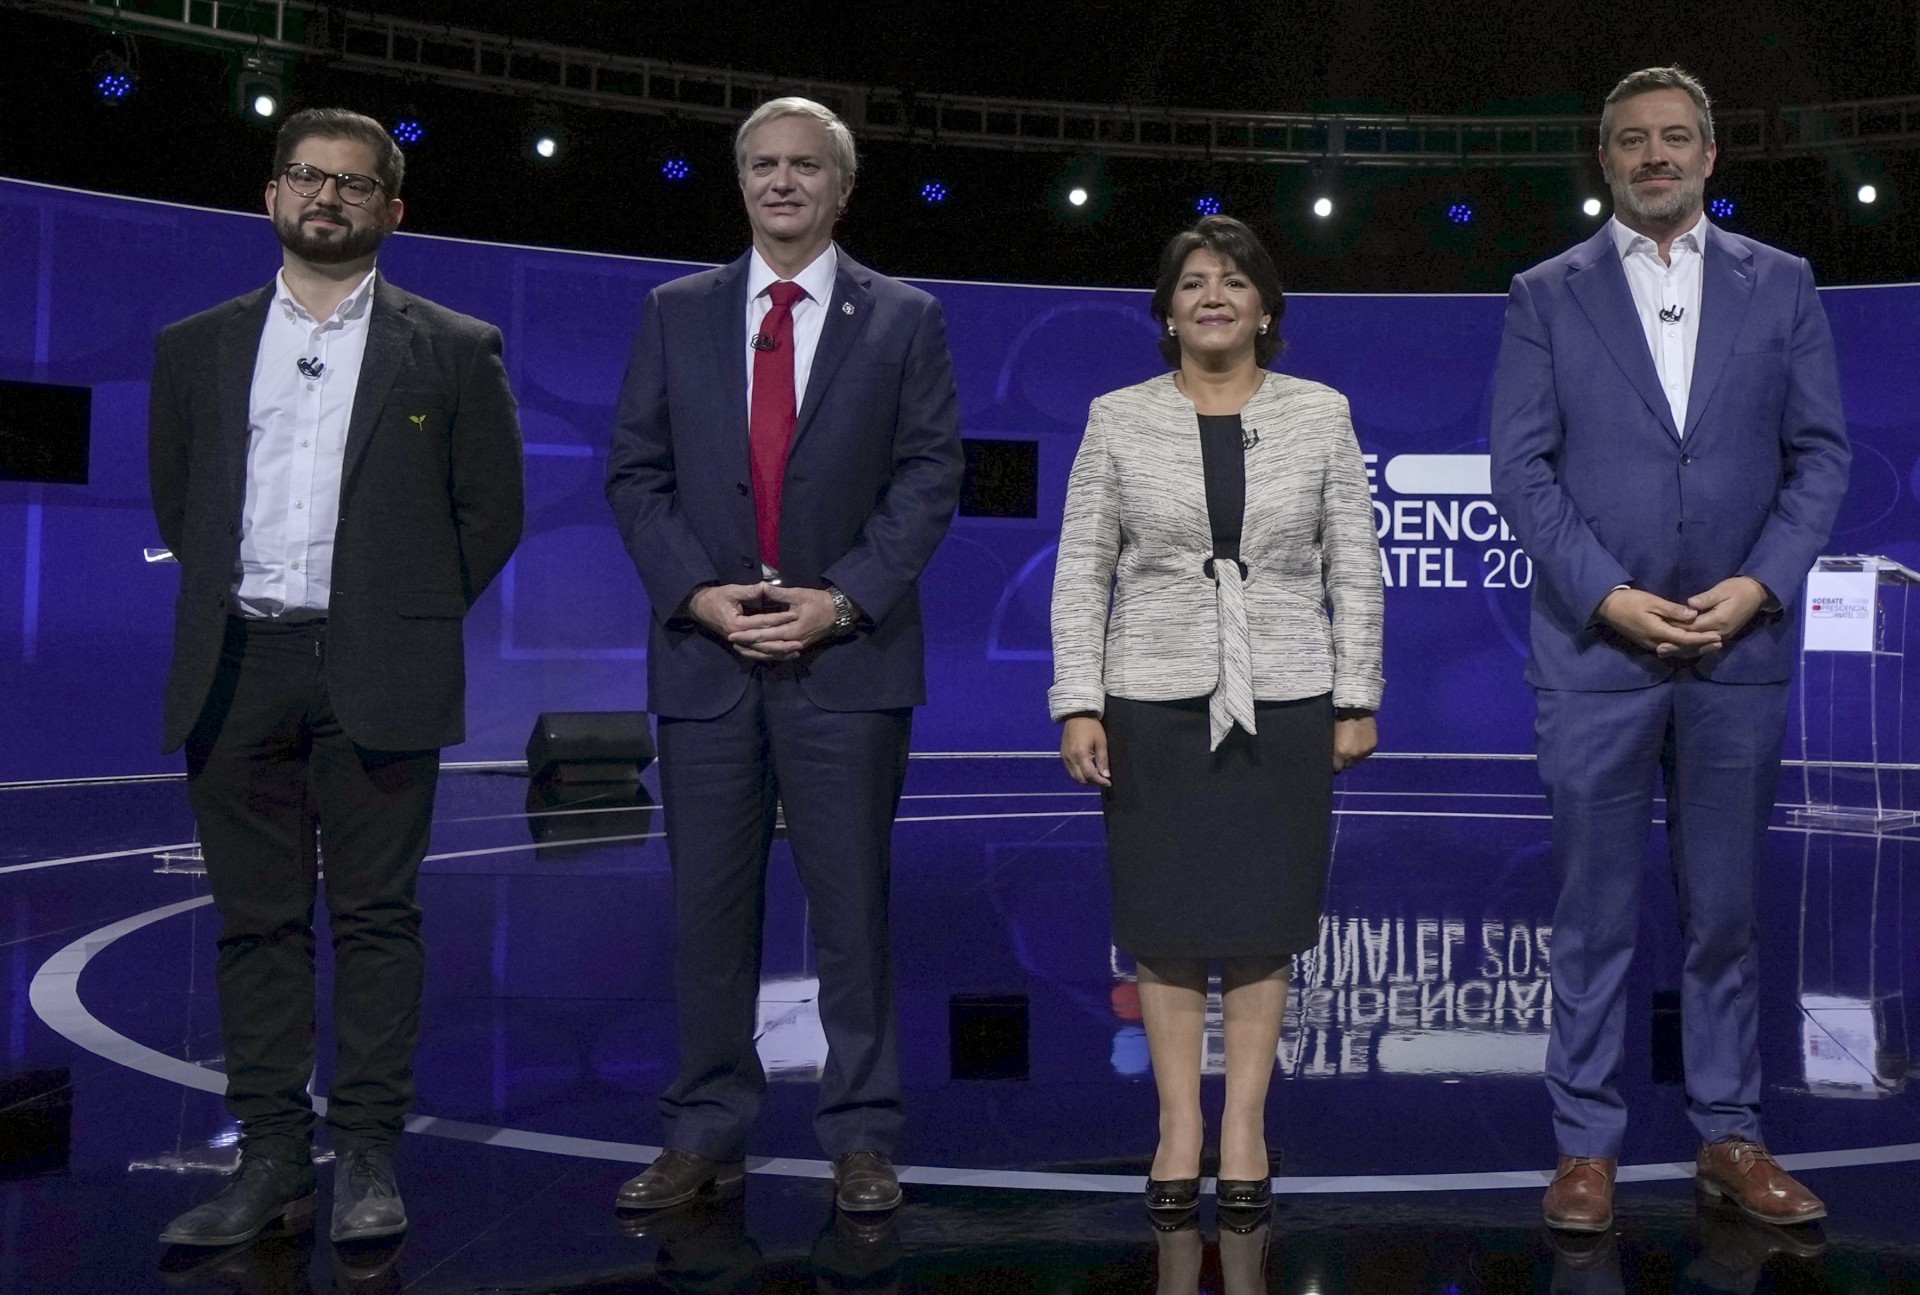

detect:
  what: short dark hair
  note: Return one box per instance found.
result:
[1149,215,1287,367]
[1601,66,1714,152]
[271,108,405,197]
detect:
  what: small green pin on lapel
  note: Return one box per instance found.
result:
[409,414,427,430]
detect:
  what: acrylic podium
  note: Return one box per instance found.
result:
[1791,555,1920,832]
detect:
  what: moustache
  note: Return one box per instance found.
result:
[1632,169,1682,182]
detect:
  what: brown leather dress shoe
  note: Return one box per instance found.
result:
[1696,1138,1827,1224]
[832,1151,903,1213]
[616,1149,746,1211]
[1542,1155,1616,1233]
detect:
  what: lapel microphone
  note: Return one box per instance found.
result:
[750,334,777,352]
[296,357,325,378]
[1659,305,1685,324]
[1242,427,1261,451]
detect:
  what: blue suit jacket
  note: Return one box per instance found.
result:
[605,249,963,719]
[1489,224,1851,691]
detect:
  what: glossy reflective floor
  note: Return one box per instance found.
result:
[2,755,1917,1293]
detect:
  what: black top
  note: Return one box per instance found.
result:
[1197,413,1246,560]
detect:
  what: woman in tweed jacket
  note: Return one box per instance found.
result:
[1049,216,1384,1224]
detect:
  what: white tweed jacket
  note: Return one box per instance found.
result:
[1048,370,1385,720]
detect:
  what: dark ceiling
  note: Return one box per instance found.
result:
[3,2,1917,290]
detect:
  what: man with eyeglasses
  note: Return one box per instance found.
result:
[149,107,523,1249]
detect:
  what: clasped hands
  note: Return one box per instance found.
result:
[689,582,839,662]
[1598,576,1771,659]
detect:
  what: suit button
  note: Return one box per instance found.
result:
[741,557,754,569]
[1680,453,1693,465]
[736,481,749,495]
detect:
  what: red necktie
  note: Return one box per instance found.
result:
[749,280,806,570]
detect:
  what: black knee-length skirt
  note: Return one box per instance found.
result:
[1101,692,1334,960]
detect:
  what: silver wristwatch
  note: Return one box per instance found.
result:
[826,584,857,637]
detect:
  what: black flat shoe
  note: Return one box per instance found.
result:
[1217,1175,1273,1231]
[1145,1176,1200,1224]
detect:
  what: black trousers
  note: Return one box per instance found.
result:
[184,617,439,1162]
[656,667,912,1160]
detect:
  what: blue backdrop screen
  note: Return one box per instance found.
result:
[1,177,1915,780]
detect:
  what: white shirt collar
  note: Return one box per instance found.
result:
[745,243,838,307]
[274,266,378,325]
[1608,212,1711,260]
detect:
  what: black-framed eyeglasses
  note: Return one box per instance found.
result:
[278,163,384,206]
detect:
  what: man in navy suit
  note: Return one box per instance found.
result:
[1491,67,1849,1232]
[605,96,963,1214]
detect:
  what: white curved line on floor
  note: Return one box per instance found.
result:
[31,897,1920,1196]
[3,803,1868,877]
[0,842,199,877]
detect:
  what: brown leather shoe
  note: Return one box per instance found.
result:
[1542,1155,1616,1233]
[1696,1138,1827,1225]
[615,1149,745,1211]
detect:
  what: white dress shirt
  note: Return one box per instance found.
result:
[235,267,377,618]
[1609,213,1709,435]
[743,243,838,417]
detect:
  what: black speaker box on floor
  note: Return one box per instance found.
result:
[526,711,655,789]
[949,993,1030,1081]
[0,1068,72,1178]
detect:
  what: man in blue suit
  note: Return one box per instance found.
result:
[605,97,963,1215]
[1491,67,1849,1233]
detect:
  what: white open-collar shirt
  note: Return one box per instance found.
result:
[235,266,377,618]
[1609,212,1710,436]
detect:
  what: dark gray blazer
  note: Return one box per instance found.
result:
[148,276,525,752]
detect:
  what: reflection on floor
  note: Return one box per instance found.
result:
[2,755,1916,1292]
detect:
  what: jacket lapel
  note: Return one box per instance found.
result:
[710,249,752,445]
[1565,228,1679,440]
[1682,230,1755,440]
[342,277,414,489]
[216,285,274,519]
[791,253,873,451]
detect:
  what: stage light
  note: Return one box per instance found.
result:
[1582,197,1604,217]
[90,57,136,105]
[1857,184,1878,205]
[1446,202,1474,225]
[661,156,691,183]
[392,117,426,147]
[1312,196,1333,219]
[919,180,948,205]
[1709,196,1735,219]
[1195,193,1222,216]
[1067,186,1089,208]
[534,134,559,160]
[234,49,284,123]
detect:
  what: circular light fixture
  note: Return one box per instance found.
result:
[1858,184,1879,205]
[1582,197,1604,217]
[1067,187,1089,208]
[251,92,279,119]
[1709,195,1735,219]
[392,117,426,147]
[534,135,559,160]
[919,180,949,205]
[1312,197,1333,219]
[1195,194,1222,217]
[1446,202,1474,226]
[660,157,691,183]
